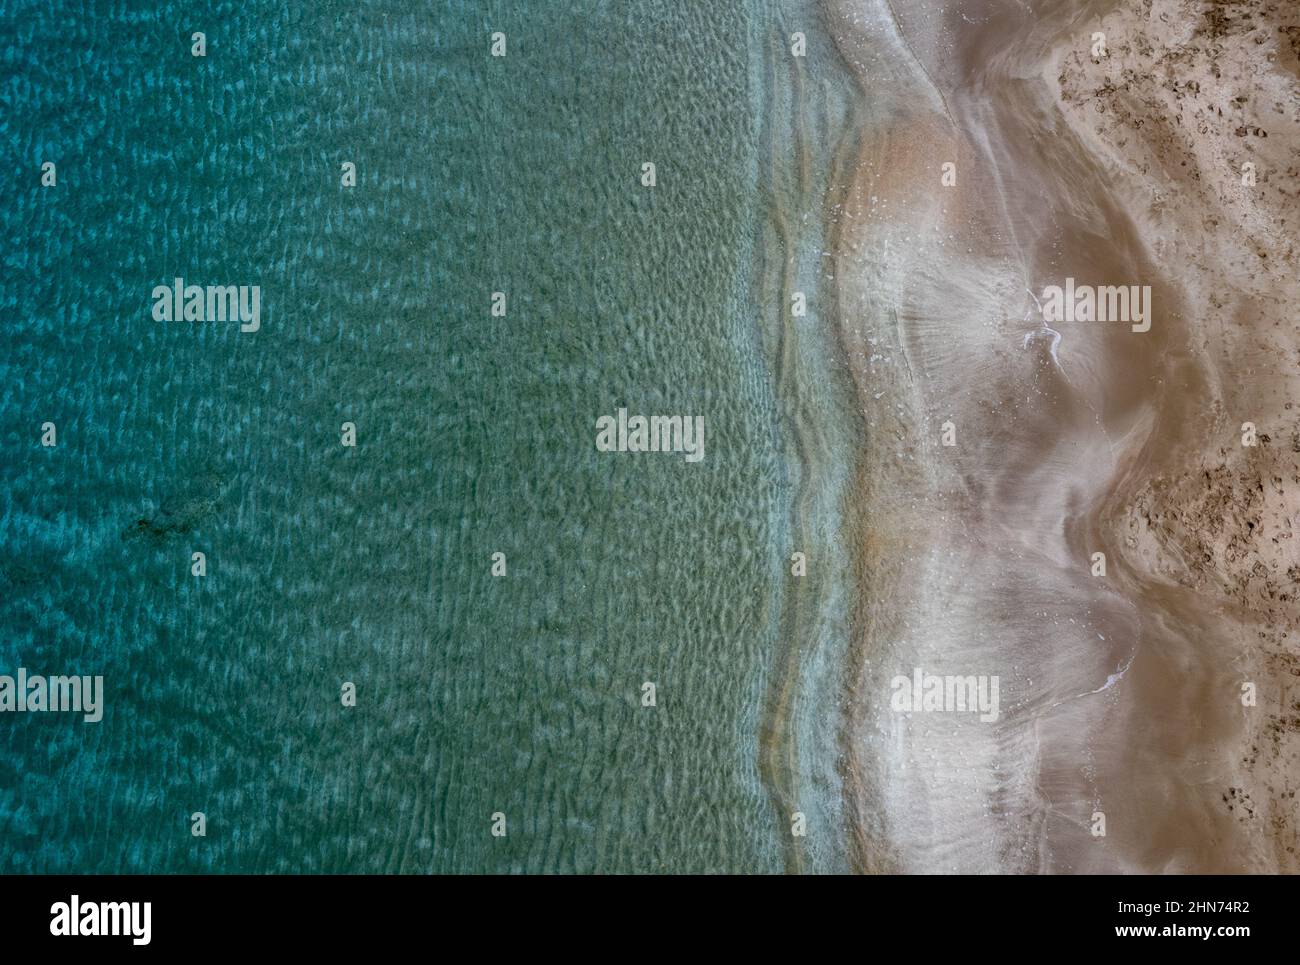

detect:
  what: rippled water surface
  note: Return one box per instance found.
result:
[1,0,865,873]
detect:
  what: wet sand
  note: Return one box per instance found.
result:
[825,0,1300,872]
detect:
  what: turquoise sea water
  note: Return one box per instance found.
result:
[1,0,858,873]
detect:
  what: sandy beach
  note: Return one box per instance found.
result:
[825,0,1300,872]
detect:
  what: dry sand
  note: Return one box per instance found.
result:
[1056,0,1300,872]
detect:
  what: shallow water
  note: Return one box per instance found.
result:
[0,0,861,873]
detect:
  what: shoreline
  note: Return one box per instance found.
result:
[753,0,864,875]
